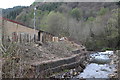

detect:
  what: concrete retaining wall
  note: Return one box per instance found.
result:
[30,52,88,78]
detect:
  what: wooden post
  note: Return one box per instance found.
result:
[18,33,20,43]
[20,33,22,43]
[27,34,29,42]
[16,33,18,42]
[23,33,25,43]
[52,37,54,42]
[15,32,17,42]
[40,32,43,42]
[55,37,58,42]
[42,33,44,43]
[45,33,47,42]
[25,33,27,43]
[44,33,46,42]
[28,34,29,42]
[29,35,31,43]
[12,32,14,42]
[12,32,17,42]
[48,34,50,41]
[29,34,31,43]
[24,33,25,42]
[34,34,36,42]
[46,34,49,42]
[24,33,26,43]
[50,35,52,41]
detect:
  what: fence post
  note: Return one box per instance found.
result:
[34,34,36,42]
[25,33,27,43]
[18,34,19,43]
[20,33,22,43]
[16,33,18,42]
[28,34,30,43]
[40,32,43,42]
[30,35,31,43]
[26,34,28,43]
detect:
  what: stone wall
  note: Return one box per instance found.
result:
[30,52,88,78]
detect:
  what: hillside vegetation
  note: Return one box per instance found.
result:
[3,2,120,51]
[2,6,27,20]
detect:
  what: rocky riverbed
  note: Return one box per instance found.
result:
[51,50,119,79]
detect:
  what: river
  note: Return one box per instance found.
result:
[76,51,117,78]
[51,50,118,79]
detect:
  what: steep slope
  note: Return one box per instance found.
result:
[15,2,118,28]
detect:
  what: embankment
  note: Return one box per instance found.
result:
[30,51,89,78]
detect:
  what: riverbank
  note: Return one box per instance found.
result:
[50,50,119,79]
[108,50,119,78]
[1,40,119,78]
[118,50,120,79]
[2,41,87,78]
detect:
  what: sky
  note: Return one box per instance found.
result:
[0,0,35,9]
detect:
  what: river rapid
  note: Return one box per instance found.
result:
[50,51,118,79]
[76,51,117,78]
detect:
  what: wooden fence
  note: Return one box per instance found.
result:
[7,32,37,43]
[5,31,58,43]
[38,30,57,43]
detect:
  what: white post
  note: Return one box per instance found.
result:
[34,7,36,41]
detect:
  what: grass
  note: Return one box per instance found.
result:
[101,47,113,51]
[63,69,69,72]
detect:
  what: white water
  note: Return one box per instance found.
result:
[76,51,115,78]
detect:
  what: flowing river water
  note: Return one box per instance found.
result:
[51,50,118,79]
[76,51,117,78]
